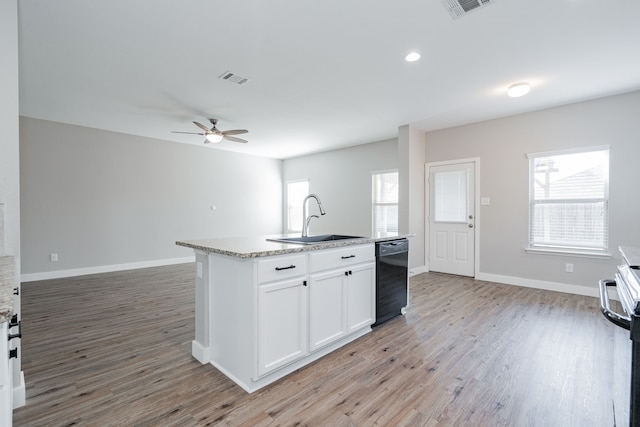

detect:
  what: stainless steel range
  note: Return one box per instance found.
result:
[600,246,640,427]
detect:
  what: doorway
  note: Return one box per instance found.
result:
[426,159,478,277]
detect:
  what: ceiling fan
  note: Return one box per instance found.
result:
[172,118,248,144]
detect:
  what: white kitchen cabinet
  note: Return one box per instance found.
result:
[347,262,376,332]
[256,253,307,377]
[309,269,346,351]
[309,245,375,351]
[188,242,375,393]
[257,277,308,377]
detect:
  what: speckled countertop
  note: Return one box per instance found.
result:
[0,256,15,323]
[176,234,411,259]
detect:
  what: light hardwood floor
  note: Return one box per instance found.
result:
[13,265,630,426]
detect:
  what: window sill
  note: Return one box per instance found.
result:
[525,247,612,259]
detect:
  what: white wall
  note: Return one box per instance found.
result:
[1,0,24,408]
[425,90,640,293]
[20,117,283,278]
[398,125,426,272]
[0,0,20,267]
[282,139,397,237]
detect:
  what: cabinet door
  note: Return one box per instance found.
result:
[309,270,347,351]
[257,279,308,377]
[347,262,376,333]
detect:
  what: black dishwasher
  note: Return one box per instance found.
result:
[373,239,409,326]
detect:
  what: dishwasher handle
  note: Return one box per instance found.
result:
[377,239,408,256]
[599,279,631,330]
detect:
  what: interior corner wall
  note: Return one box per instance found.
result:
[424,90,640,292]
[398,125,426,273]
[282,139,398,237]
[20,117,283,277]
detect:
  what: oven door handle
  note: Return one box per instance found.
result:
[599,279,631,330]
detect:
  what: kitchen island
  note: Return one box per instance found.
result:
[176,235,393,392]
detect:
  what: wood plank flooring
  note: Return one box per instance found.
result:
[13,265,630,426]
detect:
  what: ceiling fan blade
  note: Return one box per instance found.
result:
[193,121,211,132]
[171,131,205,135]
[222,129,248,136]
[224,135,248,143]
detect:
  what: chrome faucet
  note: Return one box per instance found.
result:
[302,194,326,237]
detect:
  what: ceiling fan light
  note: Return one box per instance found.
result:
[206,133,224,143]
[507,82,530,98]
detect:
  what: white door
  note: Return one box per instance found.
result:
[427,161,476,277]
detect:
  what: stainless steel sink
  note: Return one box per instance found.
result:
[267,234,366,245]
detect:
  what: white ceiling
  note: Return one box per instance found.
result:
[17,0,640,159]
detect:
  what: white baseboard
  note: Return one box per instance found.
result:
[13,371,25,408]
[21,256,195,282]
[409,265,428,277]
[475,271,615,299]
[191,340,210,365]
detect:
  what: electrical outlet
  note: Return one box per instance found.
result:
[50,253,59,262]
[565,263,573,273]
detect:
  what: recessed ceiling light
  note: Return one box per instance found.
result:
[507,82,531,98]
[405,52,421,62]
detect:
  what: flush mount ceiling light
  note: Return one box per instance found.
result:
[405,52,421,62]
[507,82,531,98]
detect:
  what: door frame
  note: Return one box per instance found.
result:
[425,157,480,277]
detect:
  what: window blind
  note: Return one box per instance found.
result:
[372,171,399,236]
[434,170,467,222]
[528,148,609,253]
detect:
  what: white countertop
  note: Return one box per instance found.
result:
[176,233,411,259]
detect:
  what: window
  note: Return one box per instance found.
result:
[528,147,609,255]
[287,180,309,233]
[372,170,398,236]
[434,170,467,222]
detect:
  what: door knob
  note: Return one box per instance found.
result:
[468,224,474,228]
[468,215,474,220]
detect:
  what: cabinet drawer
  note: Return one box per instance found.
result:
[309,244,374,273]
[258,254,307,283]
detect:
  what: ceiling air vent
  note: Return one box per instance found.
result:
[441,0,495,19]
[218,71,249,85]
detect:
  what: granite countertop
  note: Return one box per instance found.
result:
[176,233,412,259]
[0,256,14,323]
